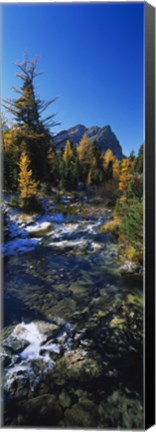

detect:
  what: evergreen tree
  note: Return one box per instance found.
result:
[3,126,20,190]
[129,150,135,162]
[135,144,143,174]
[47,144,58,184]
[3,56,59,181]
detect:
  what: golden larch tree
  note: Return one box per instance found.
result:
[18,151,39,199]
[113,158,120,180]
[77,134,94,164]
[103,149,115,170]
[118,158,133,192]
[63,140,73,162]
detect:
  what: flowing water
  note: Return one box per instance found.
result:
[2,196,143,428]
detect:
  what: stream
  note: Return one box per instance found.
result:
[1,194,143,428]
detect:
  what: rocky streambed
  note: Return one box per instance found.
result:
[1,193,143,428]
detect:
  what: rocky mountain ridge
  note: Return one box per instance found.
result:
[53,124,123,159]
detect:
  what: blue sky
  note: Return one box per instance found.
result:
[2,3,144,156]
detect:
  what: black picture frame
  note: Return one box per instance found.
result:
[1,1,155,429]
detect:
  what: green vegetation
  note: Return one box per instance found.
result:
[102,146,143,265]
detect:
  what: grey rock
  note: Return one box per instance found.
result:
[2,335,29,354]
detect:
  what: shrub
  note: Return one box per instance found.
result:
[119,197,143,264]
[101,216,120,236]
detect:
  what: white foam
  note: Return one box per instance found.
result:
[41,342,61,354]
[48,223,79,238]
[90,242,102,251]
[12,322,60,362]
[25,221,52,233]
[49,238,87,249]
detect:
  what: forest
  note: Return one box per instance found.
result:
[2,57,143,266]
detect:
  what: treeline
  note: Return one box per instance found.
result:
[2,57,122,200]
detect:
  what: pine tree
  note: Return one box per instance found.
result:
[18,151,39,199]
[47,145,58,184]
[135,144,143,174]
[3,126,20,190]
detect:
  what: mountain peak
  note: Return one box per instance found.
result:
[53,123,123,159]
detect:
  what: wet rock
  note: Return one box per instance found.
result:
[99,390,143,429]
[64,400,98,427]
[2,335,29,354]
[74,328,86,342]
[1,347,18,368]
[22,393,63,426]
[50,298,76,320]
[80,338,92,348]
[53,348,102,383]
[120,261,143,277]
[4,367,30,399]
[59,390,72,408]
[109,316,125,329]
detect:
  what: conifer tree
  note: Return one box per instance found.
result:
[63,140,73,162]
[135,144,143,174]
[103,149,115,180]
[118,158,133,192]
[3,55,59,181]
[3,126,20,190]
[113,158,120,180]
[77,134,93,163]
[103,149,114,169]
[47,145,58,184]
[18,151,39,199]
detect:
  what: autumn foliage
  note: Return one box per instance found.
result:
[18,151,39,199]
[118,158,134,192]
